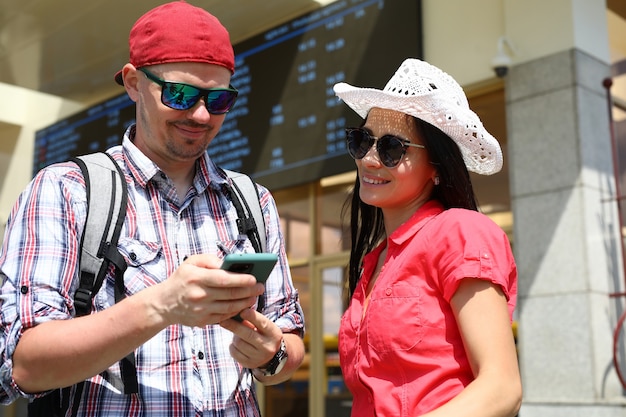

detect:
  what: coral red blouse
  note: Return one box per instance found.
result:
[338,200,517,417]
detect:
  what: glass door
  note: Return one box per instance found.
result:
[309,255,351,417]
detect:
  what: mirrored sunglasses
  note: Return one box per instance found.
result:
[345,127,425,168]
[139,68,238,115]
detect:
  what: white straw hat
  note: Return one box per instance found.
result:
[333,58,503,175]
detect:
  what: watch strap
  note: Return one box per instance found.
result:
[257,338,288,377]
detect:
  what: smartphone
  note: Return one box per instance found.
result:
[221,253,278,322]
[220,253,278,284]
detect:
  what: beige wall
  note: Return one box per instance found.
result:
[0,84,81,227]
[423,0,612,86]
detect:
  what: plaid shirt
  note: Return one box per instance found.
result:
[0,126,304,416]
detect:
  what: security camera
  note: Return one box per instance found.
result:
[491,36,515,78]
[491,51,512,78]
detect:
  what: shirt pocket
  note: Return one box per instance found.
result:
[118,238,162,266]
[365,282,423,353]
[94,238,162,309]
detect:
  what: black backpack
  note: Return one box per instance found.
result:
[28,152,266,416]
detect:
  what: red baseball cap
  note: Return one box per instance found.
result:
[114,1,235,85]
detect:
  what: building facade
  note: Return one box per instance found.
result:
[1,1,626,416]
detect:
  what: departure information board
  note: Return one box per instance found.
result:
[33,94,135,175]
[34,0,422,190]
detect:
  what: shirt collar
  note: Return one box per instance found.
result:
[388,200,444,246]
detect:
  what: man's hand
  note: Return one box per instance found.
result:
[148,254,266,327]
[221,308,305,385]
[220,308,283,369]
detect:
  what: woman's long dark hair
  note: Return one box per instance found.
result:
[342,116,480,297]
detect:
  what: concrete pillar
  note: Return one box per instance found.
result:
[510,48,626,416]
[499,0,626,414]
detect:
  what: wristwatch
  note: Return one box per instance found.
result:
[257,338,288,377]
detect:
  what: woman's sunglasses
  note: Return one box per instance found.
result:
[139,68,238,115]
[345,127,425,168]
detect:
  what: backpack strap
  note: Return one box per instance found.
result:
[72,152,128,317]
[223,169,266,253]
[71,153,137,406]
[222,169,267,313]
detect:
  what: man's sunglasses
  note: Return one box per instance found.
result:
[345,127,426,168]
[139,68,238,115]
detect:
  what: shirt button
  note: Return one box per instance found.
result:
[385,288,392,296]
[198,351,205,360]
[20,286,28,294]
[130,252,137,261]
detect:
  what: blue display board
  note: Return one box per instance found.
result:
[34,0,422,189]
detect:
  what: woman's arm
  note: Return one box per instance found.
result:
[421,278,522,417]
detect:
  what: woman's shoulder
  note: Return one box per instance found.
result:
[433,207,508,239]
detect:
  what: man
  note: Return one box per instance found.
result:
[0,1,305,415]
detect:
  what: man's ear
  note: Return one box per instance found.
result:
[122,64,140,103]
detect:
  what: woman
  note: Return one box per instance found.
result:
[333,59,522,416]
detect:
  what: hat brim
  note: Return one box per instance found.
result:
[333,82,503,175]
